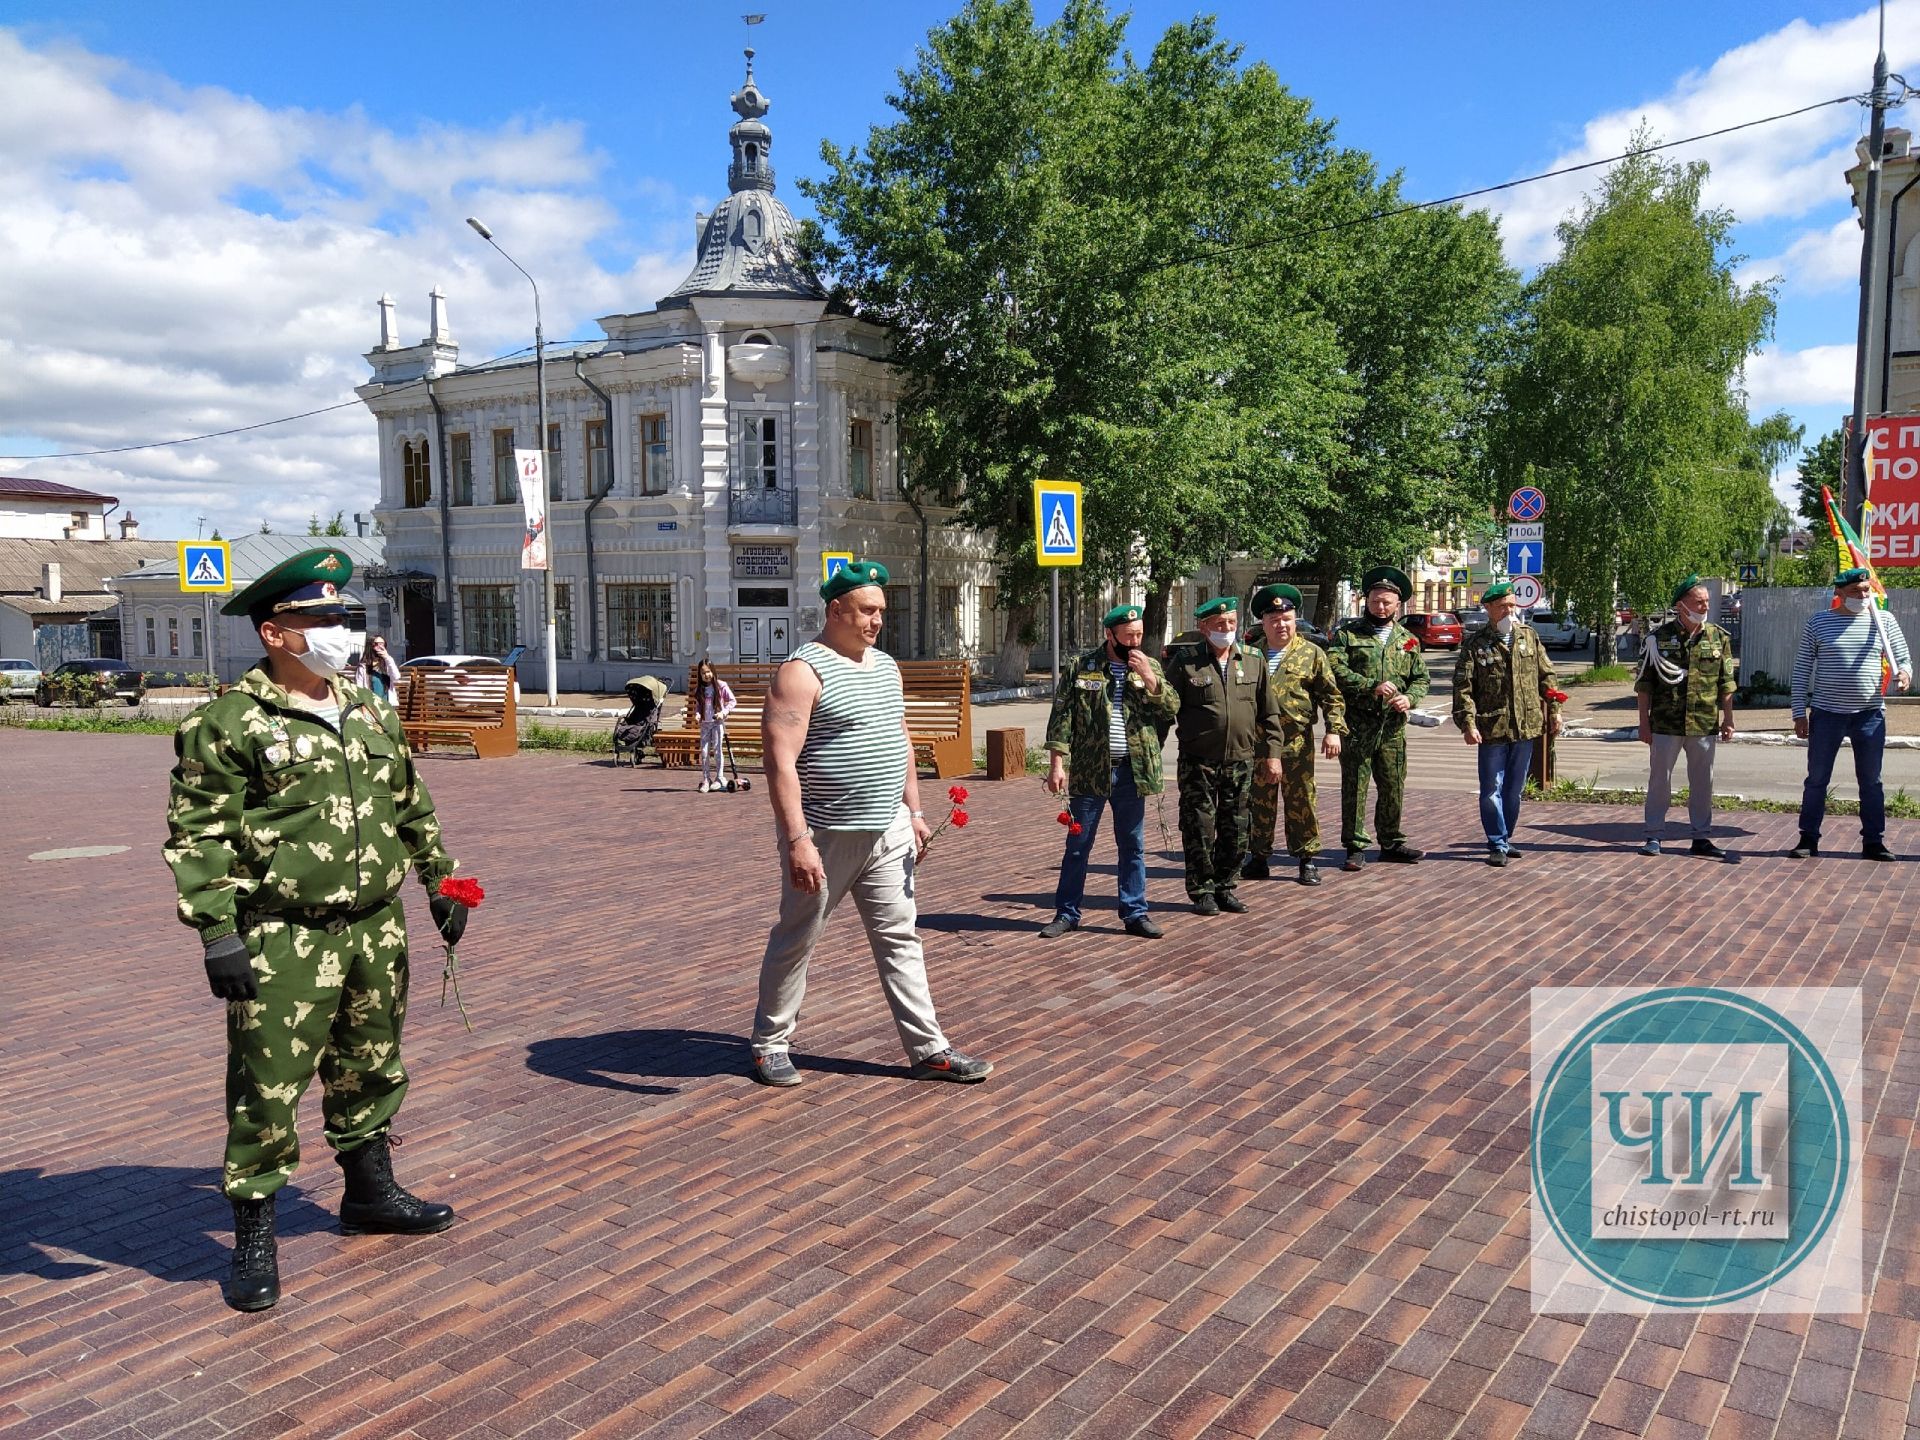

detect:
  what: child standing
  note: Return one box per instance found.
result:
[690,661,736,792]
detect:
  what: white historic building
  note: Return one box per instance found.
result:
[360,53,994,690]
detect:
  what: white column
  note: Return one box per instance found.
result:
[792,321,823,596]
[698,320,733,661]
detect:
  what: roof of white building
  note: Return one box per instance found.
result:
[0,476,118,505]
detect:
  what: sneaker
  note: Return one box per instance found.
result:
[1486,849,1509,868]
[1037,915,1079,940]
[1342,850,1367,872]
[1191,894,1220,916]
[1217,892,1248,914]
[1639,839,1661,856]
[1502,845,1522,859]
[697,781,710,793]
[1864,841,1897,862]
[1124,917,1164,939]
[1379,845,1424,864]
[1789,834,1819,859]
[1240,856,1270,881]
[910,1049,993,1083]
[1298,860,1321,886]
[750,1051,802,1087]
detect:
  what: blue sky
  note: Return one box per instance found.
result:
[0,0,1912,540]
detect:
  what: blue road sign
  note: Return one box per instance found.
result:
[1507,540,1543,576]
[1738,563,1760,582]
[1508,486,1546,521]
[1034,479,1084,566]
[178,541,231,593]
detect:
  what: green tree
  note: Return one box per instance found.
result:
[1795,425,1843,530]
[799,0,1356,678]
[257,520,272,535]
[1492,140,1778,662]
[209,527,224,541]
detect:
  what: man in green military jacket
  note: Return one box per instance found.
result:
[1636,574,1738,861]
[1041,603,1180,939]
[164,548,470,1312]
[1164,597,1283,914]
[1453,581,1561,866]
[1242,583,1347,885]
[1326,566,1429,869]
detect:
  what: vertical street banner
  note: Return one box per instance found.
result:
[515,448,549,570]
[1861,417,1920,566]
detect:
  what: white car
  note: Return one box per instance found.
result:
[399,654,523,703]
[1527,611,1592,650]
[0,659,43,697]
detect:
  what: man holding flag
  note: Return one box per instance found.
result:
[1789,564,1912,860]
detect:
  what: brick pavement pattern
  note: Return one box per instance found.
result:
[3,726,1919,1440]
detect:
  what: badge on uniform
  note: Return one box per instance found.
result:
[265,744,289,767]
[1078,674,1105,690]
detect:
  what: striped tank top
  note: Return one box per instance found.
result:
[791,641,910,830]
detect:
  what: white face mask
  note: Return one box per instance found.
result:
[1495,614,1516,637]
[1207,629,1233,650]
[291,624,360,676]
[1843,595,1870,615]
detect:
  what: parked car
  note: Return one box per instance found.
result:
[0,658,43,697]
[35,659,147,707]
[399,654,523,703]
[1527,611,1592,650]
[1403,612,1464,650]
[1456,606,1490,635]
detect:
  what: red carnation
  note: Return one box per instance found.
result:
[947,784,970,803]
[1546,688,1569,704]
[1069,822,1084,836]
[1402,636,1420,652]
[1057,810,1072,826]
[437,876,486,908]
[952,810,970,828]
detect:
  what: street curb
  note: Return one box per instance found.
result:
[1561,724,1920,750]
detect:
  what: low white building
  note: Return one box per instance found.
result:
[112,534,386,683]
[0,477,140,542]
[360,52,994,691]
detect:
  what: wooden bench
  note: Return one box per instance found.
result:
[654,657,973,778]
[394,665,519,758]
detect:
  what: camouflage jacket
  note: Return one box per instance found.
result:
[1045,645,1180,797]
[1325,620,1430,739]
[1164,640,1284,762]
[1258,636,1349,736]
[1452,624,1559,742]
[164,667,457,941]
[1634,619,1735,737]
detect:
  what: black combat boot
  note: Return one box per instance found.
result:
[226,1196,280,1312]
[337,1136,455,1235]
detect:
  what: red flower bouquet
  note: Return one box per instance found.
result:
[435,876,484,1030]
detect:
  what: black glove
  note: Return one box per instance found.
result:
[203,933,257,1001]
[430,895,468,946]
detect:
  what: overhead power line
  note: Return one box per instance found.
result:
[0,91,1887,466]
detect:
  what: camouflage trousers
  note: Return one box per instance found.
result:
[1177,755,1252,899]
[1249,726,1321,859]
[1340,725,1409,854]
[222,896,413,1200]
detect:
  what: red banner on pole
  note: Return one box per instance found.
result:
[1863,417,1920,565]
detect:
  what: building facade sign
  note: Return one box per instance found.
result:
[732,544,793,579]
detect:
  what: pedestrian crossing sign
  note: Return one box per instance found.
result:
[1034,479,1083,567]
[1449,566,1471,586]
[822,552,855,582]
[178,541,232,593]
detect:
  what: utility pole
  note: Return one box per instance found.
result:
[1848,0,1893,531]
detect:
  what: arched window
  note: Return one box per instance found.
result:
[402,439,432,508]
[742,330,774,347]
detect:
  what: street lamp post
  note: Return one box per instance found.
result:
[466,216,558,706]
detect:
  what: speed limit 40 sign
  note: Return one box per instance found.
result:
[1511,574,1545,608]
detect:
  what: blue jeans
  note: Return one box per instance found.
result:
[1800,707,1887,843]
[1053,761,1149,923]
[1476,738,1534,851]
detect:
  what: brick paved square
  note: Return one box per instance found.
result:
[4,728,1918,1437]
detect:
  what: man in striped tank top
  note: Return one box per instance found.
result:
[747,560,992,1087]
[1788,568,1912,860]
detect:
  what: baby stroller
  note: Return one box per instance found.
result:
[611,675,669,767]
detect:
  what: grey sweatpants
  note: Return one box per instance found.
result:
[1646,732,1717,839]
[750,806,950,1063]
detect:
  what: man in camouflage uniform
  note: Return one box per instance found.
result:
[164,548,469,1312]
[1326,565,1429,870]
[1453,581,1561,866]
[1242,584,1346,885]
[1041,603,1180,939]
[1636,574,1738,860]
[1164,597,1283,914]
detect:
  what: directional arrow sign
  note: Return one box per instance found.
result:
[1506,541,1543,576]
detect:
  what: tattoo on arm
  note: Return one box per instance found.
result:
[767,703,807,729]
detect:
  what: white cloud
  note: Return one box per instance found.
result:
[0,28,693,539]
[1485,4,1920,267]
[1746,342,1857,411]
[1740,215,1865,295]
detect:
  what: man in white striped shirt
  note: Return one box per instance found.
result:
[747,560,992,1087]
[1788,568,1912,860]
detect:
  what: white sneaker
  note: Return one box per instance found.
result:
[697,781,710,793]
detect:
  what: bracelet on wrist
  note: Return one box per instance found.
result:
[909,809,926,819]
[786,827,814,847]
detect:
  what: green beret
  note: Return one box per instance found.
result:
[1251,583,1301,616]
[820,558,889,603]
[222,546,356,620]
[1195,596,1238,619]
[1480,581,1514,603]
[1835,566,1870,587]
[1670,573,1706,607]
[1361,565,1411,600]
[1102,603,1143,628]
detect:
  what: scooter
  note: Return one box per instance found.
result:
[720,734,753,793]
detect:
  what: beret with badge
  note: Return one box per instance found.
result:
[821,558,890,603]
[1670,573,1707,607]
[1195,596,1238,619]
[222,547,359,626]
[1480,580,1514,603]
[1102,603,1143,628]
[1834,566,1871,588]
